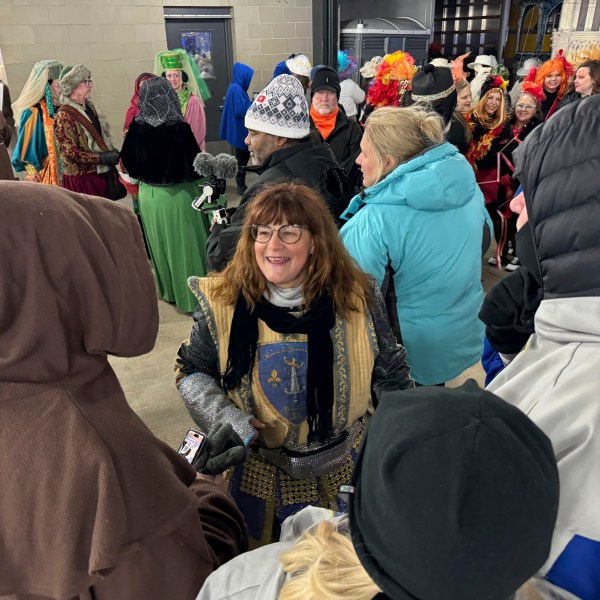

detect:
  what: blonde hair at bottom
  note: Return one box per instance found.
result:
[279,519,381,600]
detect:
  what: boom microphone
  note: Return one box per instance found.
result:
[213,153,239,179]
[193,152,215,178]
[193,152,238,179]
[192,152,239,224]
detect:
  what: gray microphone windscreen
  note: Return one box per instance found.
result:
[193,152,215,177]
[213,153,239,179]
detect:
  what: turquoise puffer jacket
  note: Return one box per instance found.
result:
[341,142,489,384]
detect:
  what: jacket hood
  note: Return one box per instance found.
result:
[232,62,254,92]
[359,142,479,211]
[0,182,159,387]
[514,94,600,300]
[535,297,600,344]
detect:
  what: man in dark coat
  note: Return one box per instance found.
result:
[487,95,600,599]
[309,66,363,189]
[205,74,351,272]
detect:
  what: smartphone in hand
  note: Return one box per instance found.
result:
[177,429,206,464]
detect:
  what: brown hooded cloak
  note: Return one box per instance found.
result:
[0,182,247,599]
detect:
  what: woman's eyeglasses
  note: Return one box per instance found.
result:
[251,224,308,244]
[516,103,536,110]
[84,79,93,87]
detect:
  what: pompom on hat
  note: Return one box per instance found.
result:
[244,74,310,139]
[480,65,509,98]
[412,63,455,102]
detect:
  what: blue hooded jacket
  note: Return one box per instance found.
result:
[219,63,254,149]
[272,61,291,78]
[341,142,490,385]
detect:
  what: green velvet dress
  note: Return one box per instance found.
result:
[138,179,210,313]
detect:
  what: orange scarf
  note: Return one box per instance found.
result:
[310,105,338,141]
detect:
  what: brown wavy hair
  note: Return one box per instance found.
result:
[212,182,373,317]
[577,60,600,95]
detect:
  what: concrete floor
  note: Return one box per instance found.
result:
[110,187,505,449]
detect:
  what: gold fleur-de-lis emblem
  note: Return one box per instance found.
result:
[268,369,281,385]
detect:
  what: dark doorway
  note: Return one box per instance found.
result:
[164,6,233,153]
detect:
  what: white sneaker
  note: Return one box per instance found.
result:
[487,256,498,266]
[505,257,520,272]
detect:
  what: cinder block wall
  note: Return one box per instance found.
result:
[1,0,312,147]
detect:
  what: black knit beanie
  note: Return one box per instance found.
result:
[311,66,341,98]
[349,380,559,600]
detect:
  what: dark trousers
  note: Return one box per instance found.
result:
[234,146,250,192]
[486,202,517,261]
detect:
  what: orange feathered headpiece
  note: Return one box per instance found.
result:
[520,80,546,106]
[533,49,574,98]
[367,51,416,108]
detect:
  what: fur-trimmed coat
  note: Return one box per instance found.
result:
[121,120,200,186]
[54,99,115,176]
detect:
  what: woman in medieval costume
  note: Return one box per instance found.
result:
[120,77,211,313]
[123,72,156,134]
[155,49,210,151]
[175,182,413,547]
[465,70,511,267]
[11,59,63,185]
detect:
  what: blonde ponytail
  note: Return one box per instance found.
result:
[364,106,445,184]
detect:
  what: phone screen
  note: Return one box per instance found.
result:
[178,429,206,464]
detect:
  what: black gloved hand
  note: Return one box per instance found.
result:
[192,422,246,475]
[99,150,120,166]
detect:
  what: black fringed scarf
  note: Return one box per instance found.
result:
[223,292,336,443]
